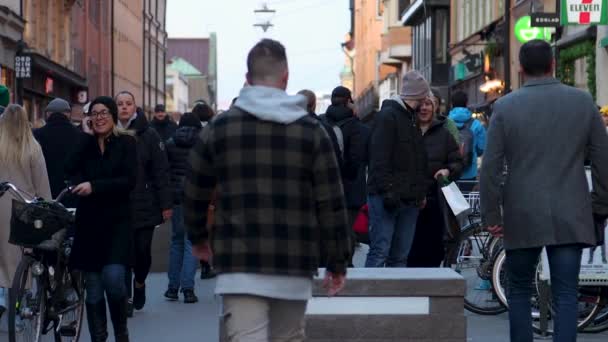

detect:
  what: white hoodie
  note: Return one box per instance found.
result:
[234,85,308,124]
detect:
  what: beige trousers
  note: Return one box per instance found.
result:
[222,295,307,342]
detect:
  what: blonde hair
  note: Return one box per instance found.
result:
[0,104,42,167]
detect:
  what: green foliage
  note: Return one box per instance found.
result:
[556,41,596,101]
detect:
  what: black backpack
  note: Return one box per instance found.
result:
[458,119,475,167]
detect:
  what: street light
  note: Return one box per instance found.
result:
[253,3,276,33]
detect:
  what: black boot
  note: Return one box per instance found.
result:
[107,297,129,342]
[86,301,108,342]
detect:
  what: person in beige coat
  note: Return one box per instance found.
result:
[0,104,51,319]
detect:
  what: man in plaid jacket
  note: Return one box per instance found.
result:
[183,39,352,341]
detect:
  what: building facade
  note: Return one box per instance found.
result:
[449,0,506,111]
[21,0,86,125]
[167,37,218,110]
[352,0,384,118]
[113,0,143,104]
[143,0,167,115]
[402,0,451,101]
[378,0,412,107]
[0,1,25,103]
[165,64,189,114]
[598,26,608,106]
[71,0,112,117]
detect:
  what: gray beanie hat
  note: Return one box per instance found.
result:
[45,98,71,113]
[400,70,430,101]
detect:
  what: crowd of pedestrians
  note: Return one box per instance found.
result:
[0,38,607,342]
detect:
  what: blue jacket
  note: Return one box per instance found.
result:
[448,107,486,180]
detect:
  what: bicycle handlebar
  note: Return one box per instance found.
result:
[0,181,73,204]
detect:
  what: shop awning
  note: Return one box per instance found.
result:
[29,52,87,89]
[401,0,449,25]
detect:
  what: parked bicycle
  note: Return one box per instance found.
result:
[0,182,85,342]
[442,180,507,315]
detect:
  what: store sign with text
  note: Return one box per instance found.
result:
[562,0,608,25]
[514,16,553,43]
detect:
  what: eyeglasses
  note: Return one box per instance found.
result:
[90,110,110,118]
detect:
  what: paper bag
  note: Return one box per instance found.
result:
[441,182,471,216]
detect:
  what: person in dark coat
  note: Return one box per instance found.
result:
[164,113,201,304]
[150,104,177,142]
[481,40,608,341]
[322,86,365,183]
[66,96,137,342]
[115,91,172,316]
[34,98,84,207]
[365,70,430,268]
[297,89,343,169]
[190,100,218,279]
[408,96,463,267]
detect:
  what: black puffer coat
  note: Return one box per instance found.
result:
[166,126,201,205]
[151,116,178,142]
[128,113,172,229]
[367,98,428,204]
[421,118,463,195]
[66,133,137,271]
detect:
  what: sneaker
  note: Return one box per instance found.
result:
[133,285,146,310]
[126,299,134,318]
[182,289,198,304]
[164,288,179,301]
[475,279,492,291]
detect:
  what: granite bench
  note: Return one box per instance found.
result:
[305,268,466,342]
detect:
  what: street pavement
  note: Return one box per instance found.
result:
[2,225,608,341]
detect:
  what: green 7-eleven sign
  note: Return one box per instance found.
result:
[562,0,608,25]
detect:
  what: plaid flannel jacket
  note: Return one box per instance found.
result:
[183,108,352,277]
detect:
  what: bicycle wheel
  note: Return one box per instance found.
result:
[8,256,46,342]
[54,269,85,342]
[445,222,507,315]
[491,249,602,335]
[584,306,608,333]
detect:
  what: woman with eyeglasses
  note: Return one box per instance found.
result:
[66,96,136,342]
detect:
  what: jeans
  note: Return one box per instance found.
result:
[168,205,197,290]
[365,195,419,267]
[126,227,155,297]
[85,264,127,304]
[506,244,583,342]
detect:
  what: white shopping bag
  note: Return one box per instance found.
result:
[441,182,471,216]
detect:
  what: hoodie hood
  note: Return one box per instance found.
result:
[173,126,200,148]
[448,107,473,128]
[325,105,354,122]
[234,86,308,124]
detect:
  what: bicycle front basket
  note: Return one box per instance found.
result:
[9,199,74,247]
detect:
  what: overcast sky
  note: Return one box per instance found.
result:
[167,0,349,109]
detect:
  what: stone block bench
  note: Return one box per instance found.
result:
[305,268,466,342]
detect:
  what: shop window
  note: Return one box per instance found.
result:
[435,9,448,64]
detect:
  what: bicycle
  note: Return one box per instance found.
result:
[0,182,85,342]
[442,180,507,315]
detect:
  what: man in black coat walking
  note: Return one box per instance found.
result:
[365,70,430,268]
[34,98,84,206]
[150,104,177,142]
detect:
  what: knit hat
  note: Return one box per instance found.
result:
[45,98,71,113]
[179,112,202,128]
[89,96,118,123]
[600,106,608,117]
[192,101,214,122]
[401,70,430,101]
[154,104,165,113]
[0,85,9,107]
